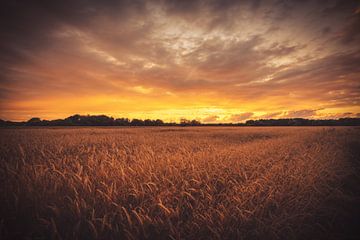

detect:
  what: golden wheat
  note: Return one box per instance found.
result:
[0,127,359,239]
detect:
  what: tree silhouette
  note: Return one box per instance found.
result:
[1,115,360,127]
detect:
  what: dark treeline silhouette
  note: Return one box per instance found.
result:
[20,114,173,126]
[1,114,360,127]
[245,118,360,126]
[0,114,194,127]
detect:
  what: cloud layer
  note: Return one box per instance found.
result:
[0,0,359,121]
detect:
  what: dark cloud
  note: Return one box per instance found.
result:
[339,11,360,44]
[321,26,331,35]
[0,0,146,65]
[322,0,359,15]
[271,51,360,86]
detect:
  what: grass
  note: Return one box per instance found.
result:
[0,127,359,239]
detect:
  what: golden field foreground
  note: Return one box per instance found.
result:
[0,127,359,240]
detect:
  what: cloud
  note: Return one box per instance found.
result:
[320,112,356,119]
[202,115,219,123]
[282,109,318,118]
[258,112,283,119]
[339,13,360,44]
[229,112,254,122]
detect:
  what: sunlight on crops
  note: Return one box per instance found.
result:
[0,127,359,239]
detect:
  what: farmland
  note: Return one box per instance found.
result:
[0,127,359,239]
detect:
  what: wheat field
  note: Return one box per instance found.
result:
[0,127,359,239]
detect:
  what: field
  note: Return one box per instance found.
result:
[0,127,359,239]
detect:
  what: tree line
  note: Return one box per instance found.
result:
[0,114,201,126]
[245,118,360,126]
[0,114,359,126]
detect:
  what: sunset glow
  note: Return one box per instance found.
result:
[1,0,359,122]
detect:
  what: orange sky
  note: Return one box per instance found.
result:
[1,0,359,122]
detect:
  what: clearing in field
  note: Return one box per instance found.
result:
[0,127,359,239]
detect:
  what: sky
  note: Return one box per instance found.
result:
[1,0,359,122]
